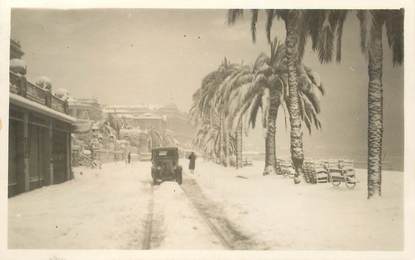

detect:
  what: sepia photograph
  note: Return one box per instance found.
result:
[1,1,413,259]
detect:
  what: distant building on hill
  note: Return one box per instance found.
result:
[103,103,194,146]
[68,98,103,122]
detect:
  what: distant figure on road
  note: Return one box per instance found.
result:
[188,152,197,174]
[127,152,131,164]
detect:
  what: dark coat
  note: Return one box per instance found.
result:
[188,152,197,170]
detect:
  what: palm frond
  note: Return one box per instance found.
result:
[303,65,324,95]
[385,9,404,66]
[316,11,335,63]
[251,9,259,42]
[334,10,348,62]
[265,9,275,43]
[297,12,309,60]
[307,10,325,51]
[227,9,244,25]
[357,10,373,55]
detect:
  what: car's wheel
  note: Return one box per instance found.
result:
[176,171,182,185]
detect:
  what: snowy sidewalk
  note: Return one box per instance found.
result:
[8,162,152,249]
[191,160,404,250]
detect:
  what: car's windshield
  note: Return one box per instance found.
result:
[158,151,168,156]
[155,150,177,158]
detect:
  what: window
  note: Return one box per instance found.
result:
[158,151,168,156]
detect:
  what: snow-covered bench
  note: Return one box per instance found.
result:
[303,161,329,184]
[278,159,295,178]
[324,160,357,189]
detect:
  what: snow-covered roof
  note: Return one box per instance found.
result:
[120,114,137,119]
[102,103,163,112]
[136,113,163,120]
[10,93,76,124]
[68,98,101,108]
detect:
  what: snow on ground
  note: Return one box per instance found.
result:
[8,162,152,249]
[8,159,403,250]
[8,161,224,250]
[152,182,223,249]
[191,159,403,250]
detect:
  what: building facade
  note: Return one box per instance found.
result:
[8,40,76,197]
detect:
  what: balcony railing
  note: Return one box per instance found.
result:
[9,71,69,114]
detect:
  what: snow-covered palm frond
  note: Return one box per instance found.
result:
[253,53,271,71]
[193,122,222,158]
[299,92,322,134]
[297,64,323,114]
[315,11,336,64]
[269,37,286,66]
[214,69,246,108]
[230,74,266,116]
[303,65,324,95]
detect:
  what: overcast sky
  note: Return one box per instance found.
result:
[11,9,404,166]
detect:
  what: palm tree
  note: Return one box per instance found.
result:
[215,39,286,175]
[356,10,404,198]
[193,123,220,160]
[229,10,312,183]
[189,58,241,166]
[218,39,324,176]
[305,9,403,198]
[193,116,239,163]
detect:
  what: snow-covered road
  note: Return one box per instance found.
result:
[8,160,403,250]
[8,161,240,249]
[151,181,224,249]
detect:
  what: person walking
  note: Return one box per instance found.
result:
[188,151,197,175]
[127,152,131,164]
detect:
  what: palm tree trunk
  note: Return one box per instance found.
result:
[367,20,383,199]
[236,119,243,169]
[263,87,280,176]
[285,12,304,184]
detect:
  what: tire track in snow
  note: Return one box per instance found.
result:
[141,182,166,249]
[142,183,154,249]
[181,177,268,250]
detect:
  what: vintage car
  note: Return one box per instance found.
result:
[151,147,182,185]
